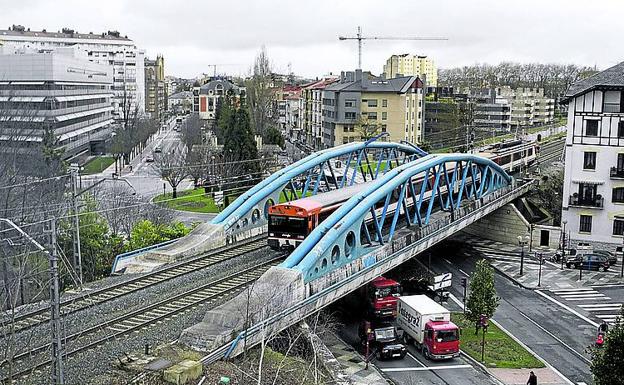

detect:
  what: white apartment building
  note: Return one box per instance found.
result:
[561,62,624,249]
[0,46,113,157]
[0,25,145,119]
[383,54,437,87]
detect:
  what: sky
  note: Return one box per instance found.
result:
[1,0,622,79]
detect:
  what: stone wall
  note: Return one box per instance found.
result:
[462,203,531,245]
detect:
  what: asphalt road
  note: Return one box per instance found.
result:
[331,291,499,385]
[424,243,597,384]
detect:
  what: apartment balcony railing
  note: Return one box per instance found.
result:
[568,194,604,208]
[610,167,624,179]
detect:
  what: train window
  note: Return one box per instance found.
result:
[268,215,308,235]
[528,148,533,156]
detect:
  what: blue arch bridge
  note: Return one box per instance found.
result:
[118,136,534,361]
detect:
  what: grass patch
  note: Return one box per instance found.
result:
[82,156,114,174]
[452,313,544,369]
[154,188,238,213]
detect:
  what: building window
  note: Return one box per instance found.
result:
[585,120,599,136]
[405,124,408,132]
[345,112,357,120]
[367,99,378,108]
[381,124,387,132]
[613,219,624,236]
[604,91,621,113]
[583,152,596,169]
[345,99,356,108]
[618,121,624,138]
[368,112,377,120]
[343,126,349,133]
[579,215,592,233]
[614,187,624,203]
[382,112,387,120]
[382,99,388,107]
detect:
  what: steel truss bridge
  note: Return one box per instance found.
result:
[178,135,533,360]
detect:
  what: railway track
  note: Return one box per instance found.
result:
[3,255,285,382]
[2,237,268,336]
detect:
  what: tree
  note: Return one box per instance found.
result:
[126,220,190,250]
[530,168,564,225]
[355,116,381,141]
[180,112,202,152]
[223,108,259,173]
[155,146,188,199]
[591,308,624,385]
[265,127,284,148]
[246,46,277,139]
[465,259,499,331]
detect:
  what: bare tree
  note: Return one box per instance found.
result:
[355,116,381,140]
[180,112,203,153]
[246,46,277,139]
[155,147,188,199]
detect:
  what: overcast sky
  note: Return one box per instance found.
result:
[1,0,622,79]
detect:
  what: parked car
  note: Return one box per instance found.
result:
[570,254,609,271]
[557,248,578,266]
[593,250,617,265]
[144,156,154,163]
[154,146,162,153]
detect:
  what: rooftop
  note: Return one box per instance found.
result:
[325,70,422,93]
[565,61,624,98]
[0,26,132,42]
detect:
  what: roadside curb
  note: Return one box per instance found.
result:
[459,351,505,385]
[491,264,538,291]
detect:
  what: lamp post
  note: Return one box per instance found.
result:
[561,220,567,270]
[537,252,543,287]
[517,234,530,276]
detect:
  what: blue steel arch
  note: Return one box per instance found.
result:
[211,136,427,237]
[279,153,512,282]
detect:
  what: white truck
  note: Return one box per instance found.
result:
[396,295,460,360]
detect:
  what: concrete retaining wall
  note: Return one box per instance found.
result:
[123,223,226,273]
[462,203,530,245]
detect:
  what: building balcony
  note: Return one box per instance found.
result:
[568,194,604,209]
[610,167,624,179]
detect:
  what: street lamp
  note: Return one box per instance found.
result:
[517,234,530,276]
[561,219,567,270]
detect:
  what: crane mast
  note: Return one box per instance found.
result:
[338,26,448,69]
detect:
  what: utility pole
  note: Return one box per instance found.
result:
[49,219,65,384]
[70,163,83,288]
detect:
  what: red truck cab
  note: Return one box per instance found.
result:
[367,277,402,318]
[423,321,460,360]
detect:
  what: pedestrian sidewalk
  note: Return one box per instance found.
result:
[489,368,568,385]
[454,233,624,289]
[321,332,388,385]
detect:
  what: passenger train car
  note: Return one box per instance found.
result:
[268,140,538,251]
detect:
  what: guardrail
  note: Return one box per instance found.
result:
[199,181,533,364]
[110,239,178,274]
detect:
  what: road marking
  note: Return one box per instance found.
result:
[591,283,624,288]
[567,297,611,301]
[406,351,427,367]
[458,268,469,277]
[558,294,606,298]
[381,364,472,372]
[578,303,622,308]
[516,310,590,364]
[551,288,595,293]
[535,290,598,327]
[577,382,588,385]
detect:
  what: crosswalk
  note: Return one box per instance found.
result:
[550,288,622,325]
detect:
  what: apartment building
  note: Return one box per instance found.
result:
[276,85,302,140]
[168,91,193,114]
[197,78,244,122]
[144,55,166,120]
[0,46,113,158]
[497,87,555,128]
[321,70,424,148]
[299,77,338,149]
[383,54,437,87]
[0,25,145,119]
[561,62,624,249]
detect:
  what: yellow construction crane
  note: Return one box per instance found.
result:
[338,26,448,69]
